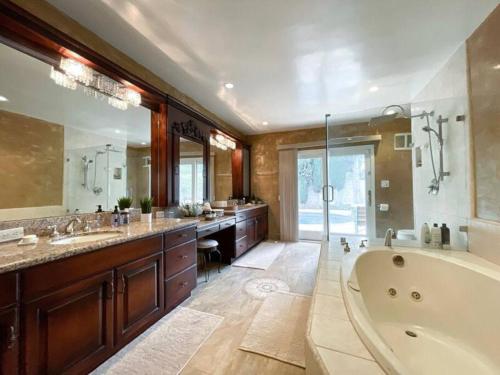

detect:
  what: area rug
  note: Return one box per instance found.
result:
[91,307,223,375]
[239,291,311,368]
[244,277,290,299]
[232,241,286,270]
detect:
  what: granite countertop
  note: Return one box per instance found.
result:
[0,218,199,275]
[196,215,236,229]
[222,203,268,213]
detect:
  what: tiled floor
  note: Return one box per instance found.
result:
[180,241,321,374]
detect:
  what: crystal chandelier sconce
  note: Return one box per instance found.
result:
[210,134,236,150]
[50,57,141,110]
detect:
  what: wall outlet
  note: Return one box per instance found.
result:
[381,180,390,188]
[0,227,24,243]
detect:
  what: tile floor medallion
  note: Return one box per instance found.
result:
[244,277,290,299]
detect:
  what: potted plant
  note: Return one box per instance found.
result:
[140,197,153,223]
[179,203,203,217]
[117,196,133,212]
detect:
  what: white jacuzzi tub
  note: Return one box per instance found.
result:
[341,246,500,375]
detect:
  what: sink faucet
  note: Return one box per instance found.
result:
[65,217,82,234]
[385,228,394,248]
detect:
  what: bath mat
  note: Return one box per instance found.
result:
[244,277,290,299]
[232,241,285,270]
[239,291,311,368]
[91,307,223,375]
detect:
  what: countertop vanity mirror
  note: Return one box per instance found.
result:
[0,41,155,222]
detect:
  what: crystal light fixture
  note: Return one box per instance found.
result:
[210,134,236,150]
[50,56,141,110]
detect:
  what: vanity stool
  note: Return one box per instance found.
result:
[197,239,222,282]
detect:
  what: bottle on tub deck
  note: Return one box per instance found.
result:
[430,223,442,249]
[420,223,431,247]
[441,223,451,250]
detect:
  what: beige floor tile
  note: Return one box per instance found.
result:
[317,266,340,281]
[311,314,373,360]
[317,347,384,374]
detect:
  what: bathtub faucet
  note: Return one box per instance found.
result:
[384,228,394,248]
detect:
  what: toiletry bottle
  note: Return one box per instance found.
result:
[121,210,130,225]
[441,223,451,250]
[430,223,442,249]
[421,223,431,247]
[95,205,104,228]
[112,206,120,227]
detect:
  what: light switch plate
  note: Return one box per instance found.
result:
[381,180,390,188]
[0,227,24,243]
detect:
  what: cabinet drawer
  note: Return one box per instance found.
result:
[235,212,247,222]
[197,224,220,238]
[165,266,196,312]
[164,225,196,249]
[0,272,18,308]
[235,220,247,240]
[165,240,196,279]
[23,235,163,301]
[235,237,248,258]
[220,218,236,230]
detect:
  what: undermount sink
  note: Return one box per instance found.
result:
[50,231,122,245]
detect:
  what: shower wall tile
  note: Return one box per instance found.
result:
[411,44,471,250]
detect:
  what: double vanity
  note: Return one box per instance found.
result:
[0,205,268,374]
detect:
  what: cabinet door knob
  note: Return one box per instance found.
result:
[179,233,188,238]
[181,281,188,287]
[181,255,189,259]
[7,325,16,349]
[120,274,127,294]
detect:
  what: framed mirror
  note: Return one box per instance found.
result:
[0,41,154,220]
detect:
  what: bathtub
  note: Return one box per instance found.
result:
[341,246,500,375]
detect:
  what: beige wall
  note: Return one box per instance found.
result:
[213,147,232,201]
[248,127,326,239]
[0,110,64,209]
[10,0,243,140]
[468,5,500,265]
[332,120,414,238]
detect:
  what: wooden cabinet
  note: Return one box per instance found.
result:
[246,217,257,248]
[24,271,114,375]
[0,306,19,375]
[256,213,268,242]
[116,252,164,346]
[165,266,197,312]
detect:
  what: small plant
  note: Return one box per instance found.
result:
[179,203,203,217]
[117,196,133,210]
[140,197,153,214]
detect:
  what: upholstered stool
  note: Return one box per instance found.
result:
[197,239,222,282]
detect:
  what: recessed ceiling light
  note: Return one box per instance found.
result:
[141,142,146,145]
[224,82,234,89]
[0,95,8,102]
[369,86,379,92]
[262,121,269,126]
[114,129,121,134]
[386,109,396,115]
[493,64,500,70]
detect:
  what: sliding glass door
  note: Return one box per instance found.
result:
[327,145,375,238]
[297,149,327,241]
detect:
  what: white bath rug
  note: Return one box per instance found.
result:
[244,277,290,299]
[91,307,223,375]
[239,291,311,368]
[232,241,286,270]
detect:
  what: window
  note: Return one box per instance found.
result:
[179,157,204,204]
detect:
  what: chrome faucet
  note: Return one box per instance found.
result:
[65,217,82,234]
[384,228,394,248]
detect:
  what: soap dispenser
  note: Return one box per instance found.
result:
[111,206,120,227]
[420,223,431,247]
[430,223,442,249]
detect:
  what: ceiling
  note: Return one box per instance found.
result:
[47,0,498,134]
[0,42,150,146]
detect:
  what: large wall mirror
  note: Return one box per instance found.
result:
[0,41,153,220]
[179,137,205,204]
